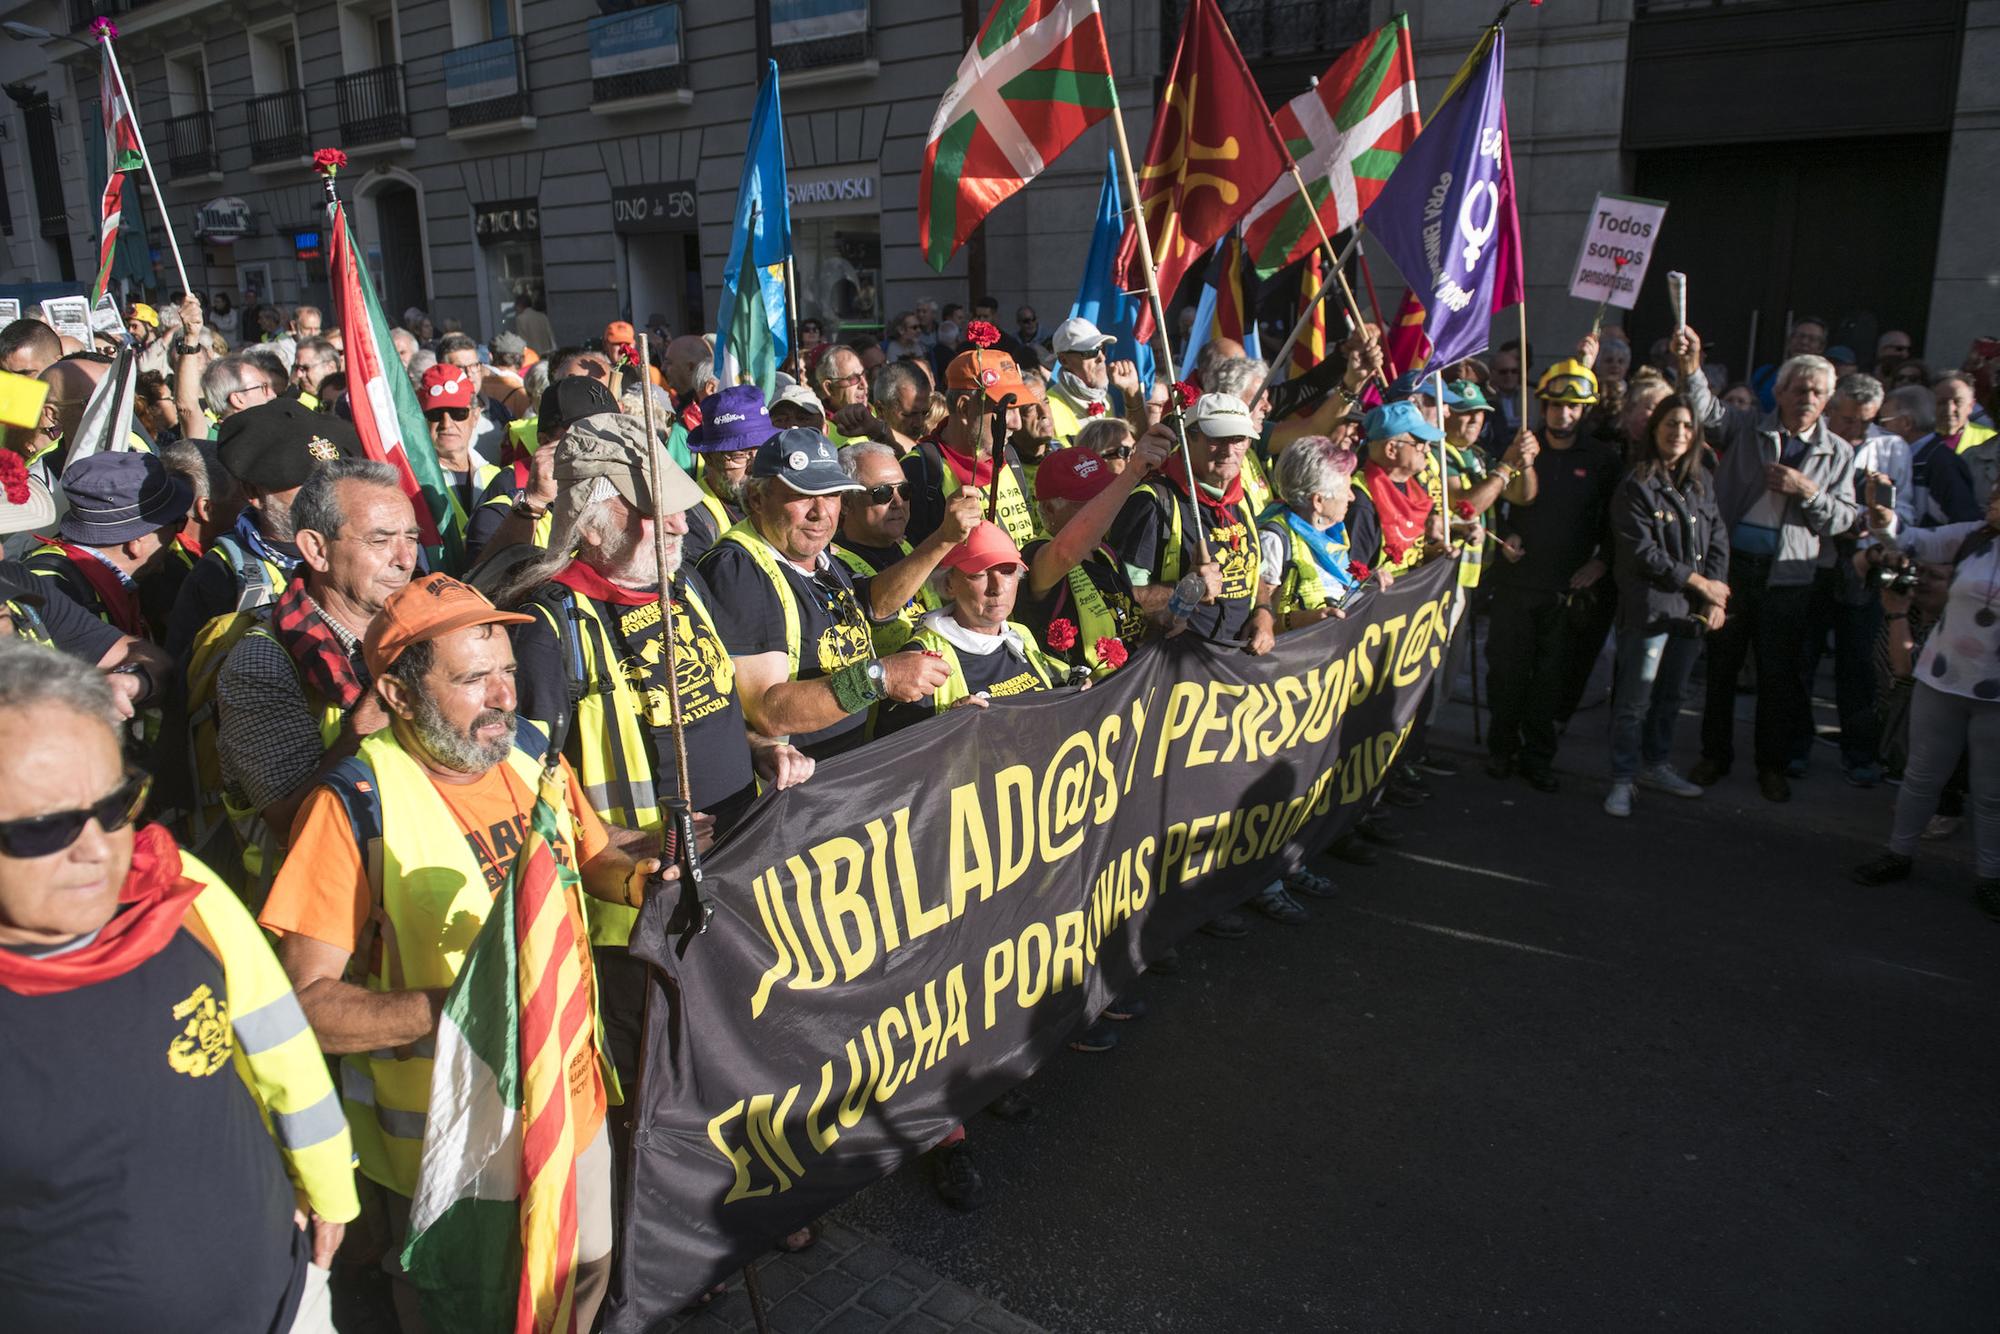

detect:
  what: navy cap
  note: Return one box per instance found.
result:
[750,427,862,497]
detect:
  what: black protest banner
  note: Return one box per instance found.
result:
[608,558,1457,1326]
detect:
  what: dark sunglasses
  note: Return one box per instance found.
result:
[426,406,472,422]
[862,482,912,505]
[1099,444,1134,460]
[0,772,150,858]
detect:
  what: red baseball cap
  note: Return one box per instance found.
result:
[1034,446,1118,505]
[938,521,1025,576]
[419,364,476,412]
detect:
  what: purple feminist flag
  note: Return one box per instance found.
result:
[1361,27,1522,367]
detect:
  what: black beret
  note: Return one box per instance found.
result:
[216,399,363,491]
[537,376,619,436]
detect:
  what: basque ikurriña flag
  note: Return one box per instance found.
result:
[717,61,792,396]
[1359,26,1522,368]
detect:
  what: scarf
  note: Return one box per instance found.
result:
[554,559,657,607]
[174,531,205,561]
[0,824,205,997]
[930,437,997,490]
[1161,454,1247,545]
[919,607,1030,661]
[38,539,143,636]
[1053,371,1108,412]
[271,576,366,710]
[1271,505,1358,590]
[232,509,302,577]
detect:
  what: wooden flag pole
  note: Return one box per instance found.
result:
[95,26,191,296]
[1516,302,1530,430]
[1105,91,1210,565]
[1282,164,1379,363]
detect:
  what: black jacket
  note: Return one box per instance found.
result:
[1611,466,1728,632]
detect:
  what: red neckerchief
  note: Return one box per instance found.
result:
[1361,460,1431,564]
[174,531,204,560]
[1160,454,1247,547]
[929,436,996,490]
[554,559,656,607]
[37,537,143,636]
[0,825,205,997]
[270,576,365,710]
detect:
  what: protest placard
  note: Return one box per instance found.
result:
[1568,194,1668,312]
[0,299,19,325]
[89,293,123,334]
[43,296,92,344]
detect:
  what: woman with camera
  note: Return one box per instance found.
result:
[1603,395,1730,817]
[1852,485,2000,918]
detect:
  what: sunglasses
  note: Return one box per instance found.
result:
[1099,444,1134,460]
[862,482,912,505]
[426,406,472,422]
[0,772,150,858]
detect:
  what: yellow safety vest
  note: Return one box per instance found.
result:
[1240,450,1274,513]
[927,443,1042,548]
[1443,443,1489,590]
[524,584,732,947]
[715,523,872,680]
[831,539,938,654]
[324,728,593,1197]
[907,622,1062,711]
[1257,519,1332,620]
[1133,481,1261,587]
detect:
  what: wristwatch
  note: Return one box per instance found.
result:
[864,658,887,702]
[510,495,548,520]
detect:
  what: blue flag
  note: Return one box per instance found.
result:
[1069,151,1154,397]
[1360,27,1522,368]
[717,61,793,395]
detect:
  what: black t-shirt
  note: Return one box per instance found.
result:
[1489,432,1623,594]
[465,465,521,565]
[165,538,300,660]
[23,579,124,663]
[0,928,309,1334]
[902,441,1037,548]
[1106,483,1260,642]
[1017,540,1147,671]
[512,569,758,835]
[696,539,877,760]
[876,635,1050,734]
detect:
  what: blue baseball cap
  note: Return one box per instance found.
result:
[688,384,774,453]
[751,427,862,497]
[1363,400,1444,445]
[1386,368,1467,407]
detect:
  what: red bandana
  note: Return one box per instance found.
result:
[37,538,143,637]
[932,437,997,490]
[554,559,657,607]
[1161,454,1247,545]
[174,531,205,560]
[271,576,365,710]
[1361,461,1432,564]
[0,825,206,997]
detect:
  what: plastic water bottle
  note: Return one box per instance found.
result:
[1166,571,1207,632]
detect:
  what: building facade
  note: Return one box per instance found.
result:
[0,0,1989,379]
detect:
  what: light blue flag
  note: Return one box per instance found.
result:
[1069,151,1154,400]
[717,61,793,395]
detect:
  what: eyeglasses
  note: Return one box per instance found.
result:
[824,372,867,389]
[1099,444,1134,460]
[427,406,472,422]
[861,482,911,505]
[0,771,150,858]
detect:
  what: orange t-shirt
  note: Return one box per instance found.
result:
[260,755,615,1144]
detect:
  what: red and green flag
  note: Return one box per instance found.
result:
[919,0,1115,272]
[91,41,145,303]
[1242,15,1420,278]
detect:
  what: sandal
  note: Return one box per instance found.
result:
[779,1223,820,1253]
[1286,869,1338,899]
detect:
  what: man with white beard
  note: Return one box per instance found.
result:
[682,385,771,568]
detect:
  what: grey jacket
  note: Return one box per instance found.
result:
[1684,369,1857,587]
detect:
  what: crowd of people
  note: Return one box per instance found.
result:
[0,276,1994,1333]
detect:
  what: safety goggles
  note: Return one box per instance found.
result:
[1098,444,1134,461]
[1538,375,1596,405]
[0,771,150,859]
[861,482,911,505]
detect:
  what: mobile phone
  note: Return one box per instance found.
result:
[1874,478,1897,511]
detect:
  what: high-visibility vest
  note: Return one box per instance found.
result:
[1240,450,1274,513]
[918,441,1042,548]
[714,523,871,680]
[831,539,937,654]
[906,622,1062,711]
[522,583,733,948]
[319,722,593,1197]
[1257,519,1333,620]
[1034,547,1141,679]
[4,598,51,646]
[1442,443,1489,590]
[1132,481,1260,587]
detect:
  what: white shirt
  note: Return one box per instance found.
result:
[1850,424,1913,544]
[1902,521,2000,702]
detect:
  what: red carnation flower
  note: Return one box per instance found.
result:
[1171,379,1201,410]
[90,17,118,39]
[1455,500,1475,520]
[1612,254,1629,267]
[680,402,702,431]
[1085,401,1106,417]
[1347,560,1372,582]
[1046,618,1078,651]
[1095,636,1128,669]
[312,147,348,176]
[0,451,28,507]
[964,320,1001,350]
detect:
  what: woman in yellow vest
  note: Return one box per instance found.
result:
[1256,435,1364,631]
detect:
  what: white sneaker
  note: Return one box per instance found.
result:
[1638,763,1704,798]
[1922,814,1963,840]
[1603,781,1634,818]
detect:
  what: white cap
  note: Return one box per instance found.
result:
[1187,393,1256,440]
[773,383,826,419]
[1051,316,1116,357]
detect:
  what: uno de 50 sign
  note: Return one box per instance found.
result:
[475,200,540,244]
[611,181,698,234]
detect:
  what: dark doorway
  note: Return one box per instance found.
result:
[1630,134,1948,383]
[373,183,427,318]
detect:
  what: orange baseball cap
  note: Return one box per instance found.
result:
[938,521,1026,576]
[364,572,532,678]
[946,347,1040,405]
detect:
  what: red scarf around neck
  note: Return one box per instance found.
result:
[554,559,658,607]
[1161,453,1247,531]
[0,824,206,997]
[270,576,366,710]
[933,437,998,490]
[37,538,143,636]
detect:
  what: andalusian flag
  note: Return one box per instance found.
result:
[717,61,791,396]
[401,759,603,1334]
[1289,250,1328,380]
[91,41,145,304]
[1242,16,1419,278]
[326,195,459,566]
[919,0,1114,271]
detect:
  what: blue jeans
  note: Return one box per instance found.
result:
[1610,627,1704,780]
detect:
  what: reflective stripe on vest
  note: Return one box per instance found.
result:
[1056,560,1128,678]
[909,623,1060,711]
[717,523,806,678]
[934,447,1041,548]
[1134,482,1259,587]
[1258,520,1330,618]
[832,540,937,655]
[5,599,51,646]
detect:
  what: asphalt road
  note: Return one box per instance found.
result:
[834,715,2000,1332]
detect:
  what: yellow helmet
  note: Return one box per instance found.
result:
[1536,359,1599,405]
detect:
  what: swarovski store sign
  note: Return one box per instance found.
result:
[786,166,878,217]
[786,164,881,332]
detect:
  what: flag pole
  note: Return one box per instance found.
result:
[783,256,801,380]
[1244,230,1360,410]
[1106,88,1210,565]
[1516,302,1529,431]
[1279,163,1380,380]
[94,23,190,297]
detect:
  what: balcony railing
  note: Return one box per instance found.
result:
[67,0,135,32]
[335,63,410,146]
[246,89,307,165]
[774,27,874,74]
[20,97,65,236]
[587,6,688,104]
[161,109,218,178]
[1166,0,1371,63]
[443,35,531,129]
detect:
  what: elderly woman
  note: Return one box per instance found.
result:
[1073,417,1138,474]
[1256,436,1361,631]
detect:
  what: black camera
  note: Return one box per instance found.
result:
[1868,558,1919,593]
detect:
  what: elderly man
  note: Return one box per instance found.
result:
[1044,317,1146,446]
[771,382,828,432]
[28,452,191,642]
[0,640,355,1334]
[1878,383,1980,529]
[682,384,769,568]
[289,338,340,411]
[434,333,510,462]
[260,573,658,1332]
[698,428,977,759]
[19,354,114,490]
[166,400,361,659]
[1937,372,1997,461]
[210,460,417,890]
[834,440,940,653]
[815,345,873,445]
[841,360,930,455]
[1346,400,1454,578]
[418,362,495,549]
[1676,326,1857,802]
[904,338,1044,548]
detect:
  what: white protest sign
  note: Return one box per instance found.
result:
[43,295,91,343]
[0,299,18,325]
[90,292,123,334]
[1568,194,1669,312]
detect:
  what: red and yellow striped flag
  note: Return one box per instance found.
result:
[1382,287,1432,380]
[1290,250,1328,379]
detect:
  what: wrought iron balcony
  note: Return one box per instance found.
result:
[587,6,688,104]
[246,89,307,165]
[444,35,531,129]
[773,26,874,74]
[1165,0,1372,63]
[67,0,135,32]
[161,109,218,178]
[335,62,410,146]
